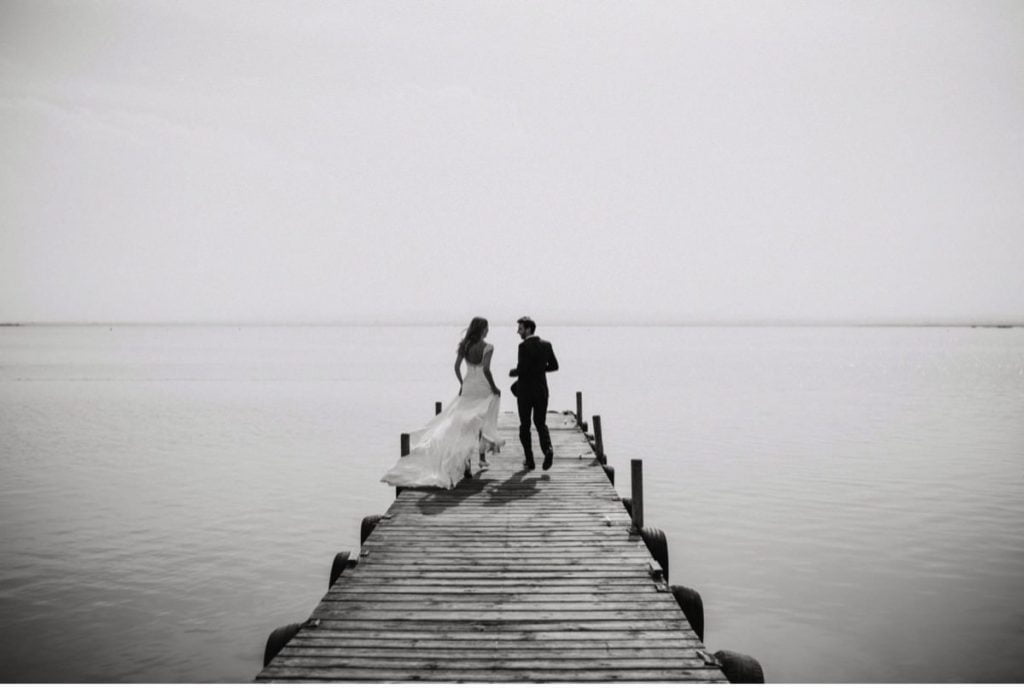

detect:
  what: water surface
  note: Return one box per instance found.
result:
[1,325,1022,682]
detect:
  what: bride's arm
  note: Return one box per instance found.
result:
[454,352,464,394]
[482,346,501,396]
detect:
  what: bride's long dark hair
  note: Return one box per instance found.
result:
[457,317,488,357]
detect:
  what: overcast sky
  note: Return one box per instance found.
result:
[2,1,1022,325]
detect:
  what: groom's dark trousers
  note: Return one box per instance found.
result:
[517,392,550,466]
[511,335,559,466]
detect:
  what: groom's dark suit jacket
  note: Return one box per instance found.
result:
[511,336,559,399]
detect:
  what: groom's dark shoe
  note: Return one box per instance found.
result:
[523,460,536,471]
[542,452,553,471]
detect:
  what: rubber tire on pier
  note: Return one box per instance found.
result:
[640,526,669,581]
[621,497,633,518]
[713,649,765,683]
[263,622,302,667]
[360,514,383,545]
[328,551,351,588]
[603,464,615,484]
[670,584,705,641]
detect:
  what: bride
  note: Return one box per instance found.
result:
[381,316,505,488]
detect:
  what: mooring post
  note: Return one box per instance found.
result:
[435,401,442,415]
[630,458,644,533]
[576,392,583,427]
[397,433,410,497]
[592,415,605,464]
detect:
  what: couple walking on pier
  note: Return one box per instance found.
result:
[381,316,559,489]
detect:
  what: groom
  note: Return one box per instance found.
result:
[509,316,559,471]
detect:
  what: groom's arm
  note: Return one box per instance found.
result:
[545,342,559,372]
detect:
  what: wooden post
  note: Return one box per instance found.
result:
[592,415,605,464]
[630,459,644,532]
[435,401,442,415]
[397,433,410,498]
[576,392,583,427]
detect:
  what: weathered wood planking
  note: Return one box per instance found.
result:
[257,411,726,683]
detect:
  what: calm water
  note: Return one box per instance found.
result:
[1,325,1022,682]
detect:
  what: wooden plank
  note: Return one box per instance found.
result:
[316,598,682,611]
[258,667,726,682]
[322,591,669,601]
[344,565,657,574]
[272,651,720,667]
[314,603,685,615]
[367,526,633,532]
[308,619,693,632]
[279,646,702,659]
[356,542,643,552]
[359,546,645,553]
[309,610,686,622]
[293,629,701,642]
[348,558,655,567]
[364,539,638,546]
[373,522,631,528]
[348,561,654,570]
[333,577,659,586]
[325,585,660,595]
[287,641,703,653]
[356,552,648,559]
[364,535,633,541]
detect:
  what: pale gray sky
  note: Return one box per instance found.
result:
[2,1,1022,325]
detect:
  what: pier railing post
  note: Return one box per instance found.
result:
[576,392,583,427]
[592,415,605,464]
[630,459,644,533]
[397,433,410,497]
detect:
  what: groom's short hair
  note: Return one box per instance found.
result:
[517,316,536,333]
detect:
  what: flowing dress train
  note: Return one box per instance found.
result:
[380,362,504,488]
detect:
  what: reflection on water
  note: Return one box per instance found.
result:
[1,325,1022,682]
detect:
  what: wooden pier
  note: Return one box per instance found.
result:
[257,405,761,682]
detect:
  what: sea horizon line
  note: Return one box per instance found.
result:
[2,320,1021,329]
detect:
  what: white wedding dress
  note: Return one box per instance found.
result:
[381,356,504,489]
